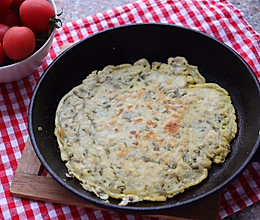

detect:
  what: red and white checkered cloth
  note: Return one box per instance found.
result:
[0,0,259,219]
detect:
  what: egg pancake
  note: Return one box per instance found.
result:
[55,57,237,205]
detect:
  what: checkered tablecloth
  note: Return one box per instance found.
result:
[0,0,259,219]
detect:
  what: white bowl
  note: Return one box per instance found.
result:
[0,0,56,83]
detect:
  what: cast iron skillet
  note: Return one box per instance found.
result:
[28,23,260,215]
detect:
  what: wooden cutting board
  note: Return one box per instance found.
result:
[10,138,221,220]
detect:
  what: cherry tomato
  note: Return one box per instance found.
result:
[20,0,56,33]
[0,9,20,27]
[12,0,25,8]
[0,43,6,66]
[0,24,10,43]
[3,26,35,61]
[0,0,12,13]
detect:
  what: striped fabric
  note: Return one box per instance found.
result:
[0,0,259,219]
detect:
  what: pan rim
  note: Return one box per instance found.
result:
[28,23,260,214]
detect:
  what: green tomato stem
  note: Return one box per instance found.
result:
[49,8,63,29]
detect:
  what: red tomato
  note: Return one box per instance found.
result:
[12,0,25,8]
[0,43,6,66]
[0,0,12,13]
[3,26,35,61]
[20,0,56,33]
[0,24,10,43]
[0,9,20,27]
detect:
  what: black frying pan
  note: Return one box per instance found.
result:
[28,23,260,215]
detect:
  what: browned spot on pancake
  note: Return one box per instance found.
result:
[134,117,143,124]
[117,146,126,158]
[130,130,139,139]
[136,90,145,99]
[164,121,179,134]
[164,98,185,109]
[118,94,127,101]
[117,108,124,116]
[146,120,158,127]
[109,119,117,125]
[164,104,178,111]
[143,130,154,140]
[146,103,152,109]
